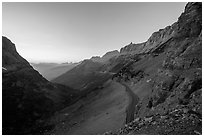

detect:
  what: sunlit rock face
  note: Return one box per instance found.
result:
[120,2,201,55]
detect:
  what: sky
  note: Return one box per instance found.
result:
[2,2,187,63]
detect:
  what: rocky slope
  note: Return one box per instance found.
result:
[104,2,202,135]
[2,36,80,134]
[120,2,201,55]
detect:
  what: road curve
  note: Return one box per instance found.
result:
[120,82,139,124]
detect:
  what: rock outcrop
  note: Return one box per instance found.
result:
[120,2,201,55]
[101,50,119,61]
[90,56,101,62]
[90,50,119,63]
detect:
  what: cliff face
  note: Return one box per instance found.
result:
[2,37,79,135]
[119,25,174,54]
[120,2,201,55]
[120,42,145,54]
[108,2,202,135]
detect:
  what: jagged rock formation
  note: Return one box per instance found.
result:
[105,2,202,135]
[90,56,101,62]
[2,36,80,134]
[120,2,201,55]
[90,50,119,63]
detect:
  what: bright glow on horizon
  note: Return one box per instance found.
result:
[3,2,186,63]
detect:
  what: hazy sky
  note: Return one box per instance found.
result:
[3,2,186,63]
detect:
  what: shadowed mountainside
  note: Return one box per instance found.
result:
[52,59,112,94]
[2,36,80,134]
[52,49,120,93]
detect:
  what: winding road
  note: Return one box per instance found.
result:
[120,82,139,124]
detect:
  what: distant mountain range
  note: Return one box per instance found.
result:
[52,50,119,91]
[31,62,79,81]
[31,50,119,81]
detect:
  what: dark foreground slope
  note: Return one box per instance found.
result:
[105,2,202,135]
[2,36,80,134]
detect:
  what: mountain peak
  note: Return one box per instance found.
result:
[102,50,119,58]
[119,2,201,55]
[90,56,101,62]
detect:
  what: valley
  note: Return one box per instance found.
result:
[31,62,79,81]
[45,80,129,134]
[2,2,202,135]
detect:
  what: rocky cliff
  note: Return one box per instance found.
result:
[102,50,119,60]
[90,50,119,63]
[106,2,202,135]
[120,2,201,55]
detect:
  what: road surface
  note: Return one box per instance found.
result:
[120,82,139,124]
